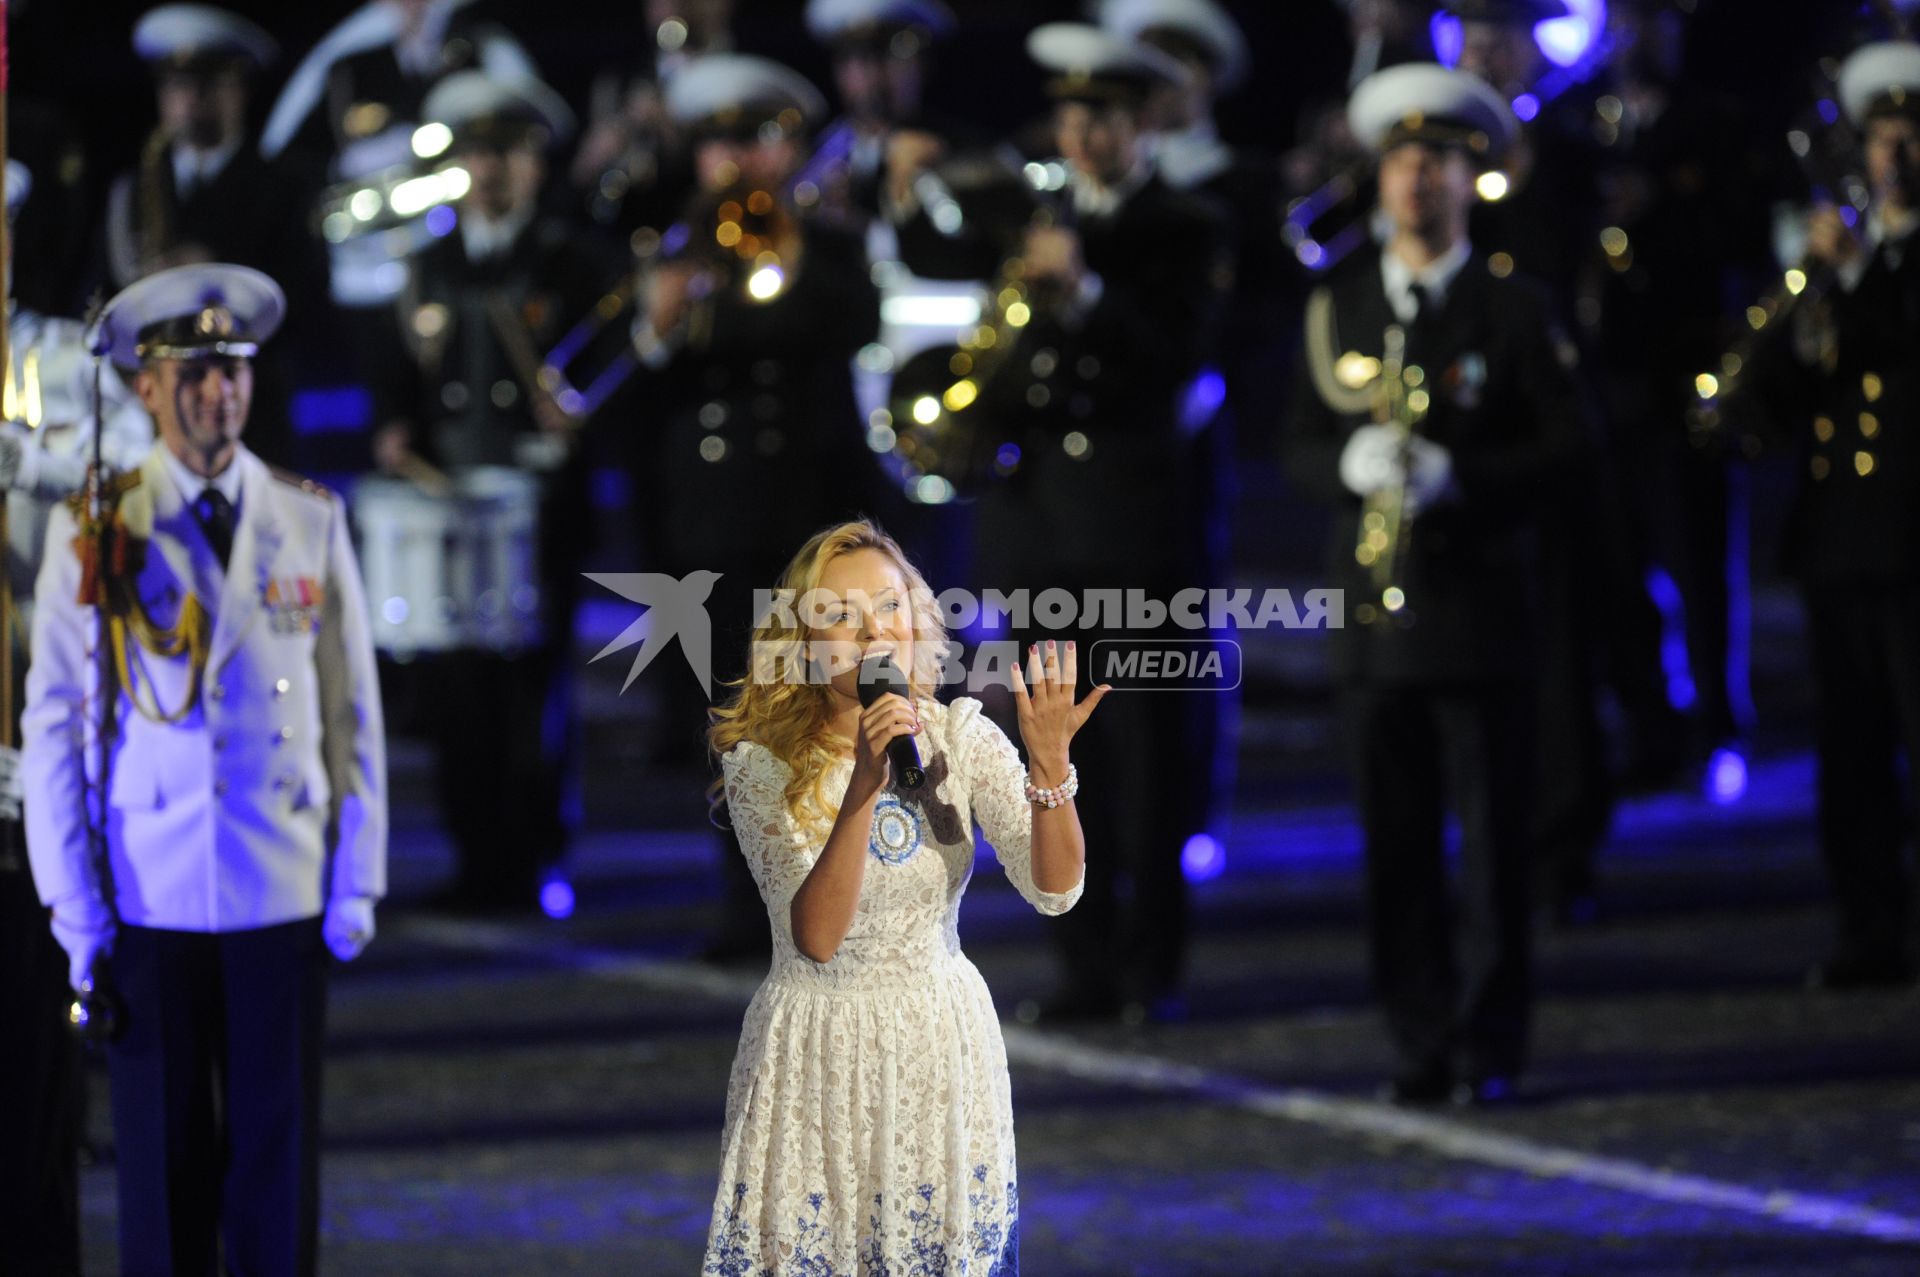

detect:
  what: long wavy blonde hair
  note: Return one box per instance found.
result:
[707,519,949,834]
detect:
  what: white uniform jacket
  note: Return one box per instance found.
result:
[23,443,387,931]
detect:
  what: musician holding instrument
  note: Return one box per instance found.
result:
[569,0,736,238]
[373,72,618,914]
[1736,41,1920,990]
[22,263,387,1275]
[1282,64,1586,1104]
[627,53,883,961]
[103,5,328,470]
[1573,0,1769,804]
[805,0,962,225]
[969,24,1226,1023]
[1449,0,1680,925]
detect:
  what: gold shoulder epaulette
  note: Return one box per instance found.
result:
[62,468,143,519]
[267,465,332,502]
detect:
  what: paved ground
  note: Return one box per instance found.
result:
[70,734,1920,1275]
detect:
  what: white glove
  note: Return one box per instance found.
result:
[0,744,21,823]
[1338,424,1404,497]
[324,895,377,962]
[1403,436,1458,517]
[49,900,115,993]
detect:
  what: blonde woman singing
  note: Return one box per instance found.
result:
[702,519,1107,1275]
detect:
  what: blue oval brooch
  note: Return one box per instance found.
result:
[869,796,926,865]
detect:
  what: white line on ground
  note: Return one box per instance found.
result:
[396,916,1920,1246]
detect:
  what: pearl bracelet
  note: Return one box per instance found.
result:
[1025,763,1080,809]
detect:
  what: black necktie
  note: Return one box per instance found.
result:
[1407,281,1441,352]
[193,488,235,569]
[1408,282,1432,325]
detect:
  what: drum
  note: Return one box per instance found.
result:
[351,466,544,655]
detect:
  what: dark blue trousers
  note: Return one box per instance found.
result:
[107,917,326,1277]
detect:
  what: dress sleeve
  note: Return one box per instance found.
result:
[948,698,1082,916]
[720,742,821,939]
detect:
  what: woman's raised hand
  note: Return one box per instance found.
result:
[1012,640,1109,783]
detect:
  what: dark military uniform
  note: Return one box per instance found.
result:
[975,172,1228,1012]
[1746,220,1920,982]
[379,216,620,909]
[631,218,883,957]
[1580,78,1765,749]
[1284,251,1587,1086]
[635,219,885,647]
[102,144,327,469]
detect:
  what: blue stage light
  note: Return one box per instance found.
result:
[1432,1,1607,73]
[1536,1,1605,68]
[1431,13,1464,66]
[1643,566,1697,712]
[290,385,373,435]
[1706,747,1747,806]
[540,874,576,920]
[1181,833,1225,883]
[1180,369,1228,436]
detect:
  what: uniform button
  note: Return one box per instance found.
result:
[491,379,519,408]
[274,678,290,698]
[698,401,728,429]
[279,725,295,742]
[442,382,469,410]
[213,734,228,752]
[209,684,226,702]
[214,779,229,797]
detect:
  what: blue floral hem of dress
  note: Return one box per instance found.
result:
[705,1165,1019,1277]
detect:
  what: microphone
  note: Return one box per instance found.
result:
[857,652,925,790]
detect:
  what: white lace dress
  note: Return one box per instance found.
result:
[702,696,1082,1276]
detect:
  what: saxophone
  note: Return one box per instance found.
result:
[1354,324,1429,620]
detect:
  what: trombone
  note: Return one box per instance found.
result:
[538,121,859,419]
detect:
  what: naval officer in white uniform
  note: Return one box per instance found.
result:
[22,262,387,1276]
